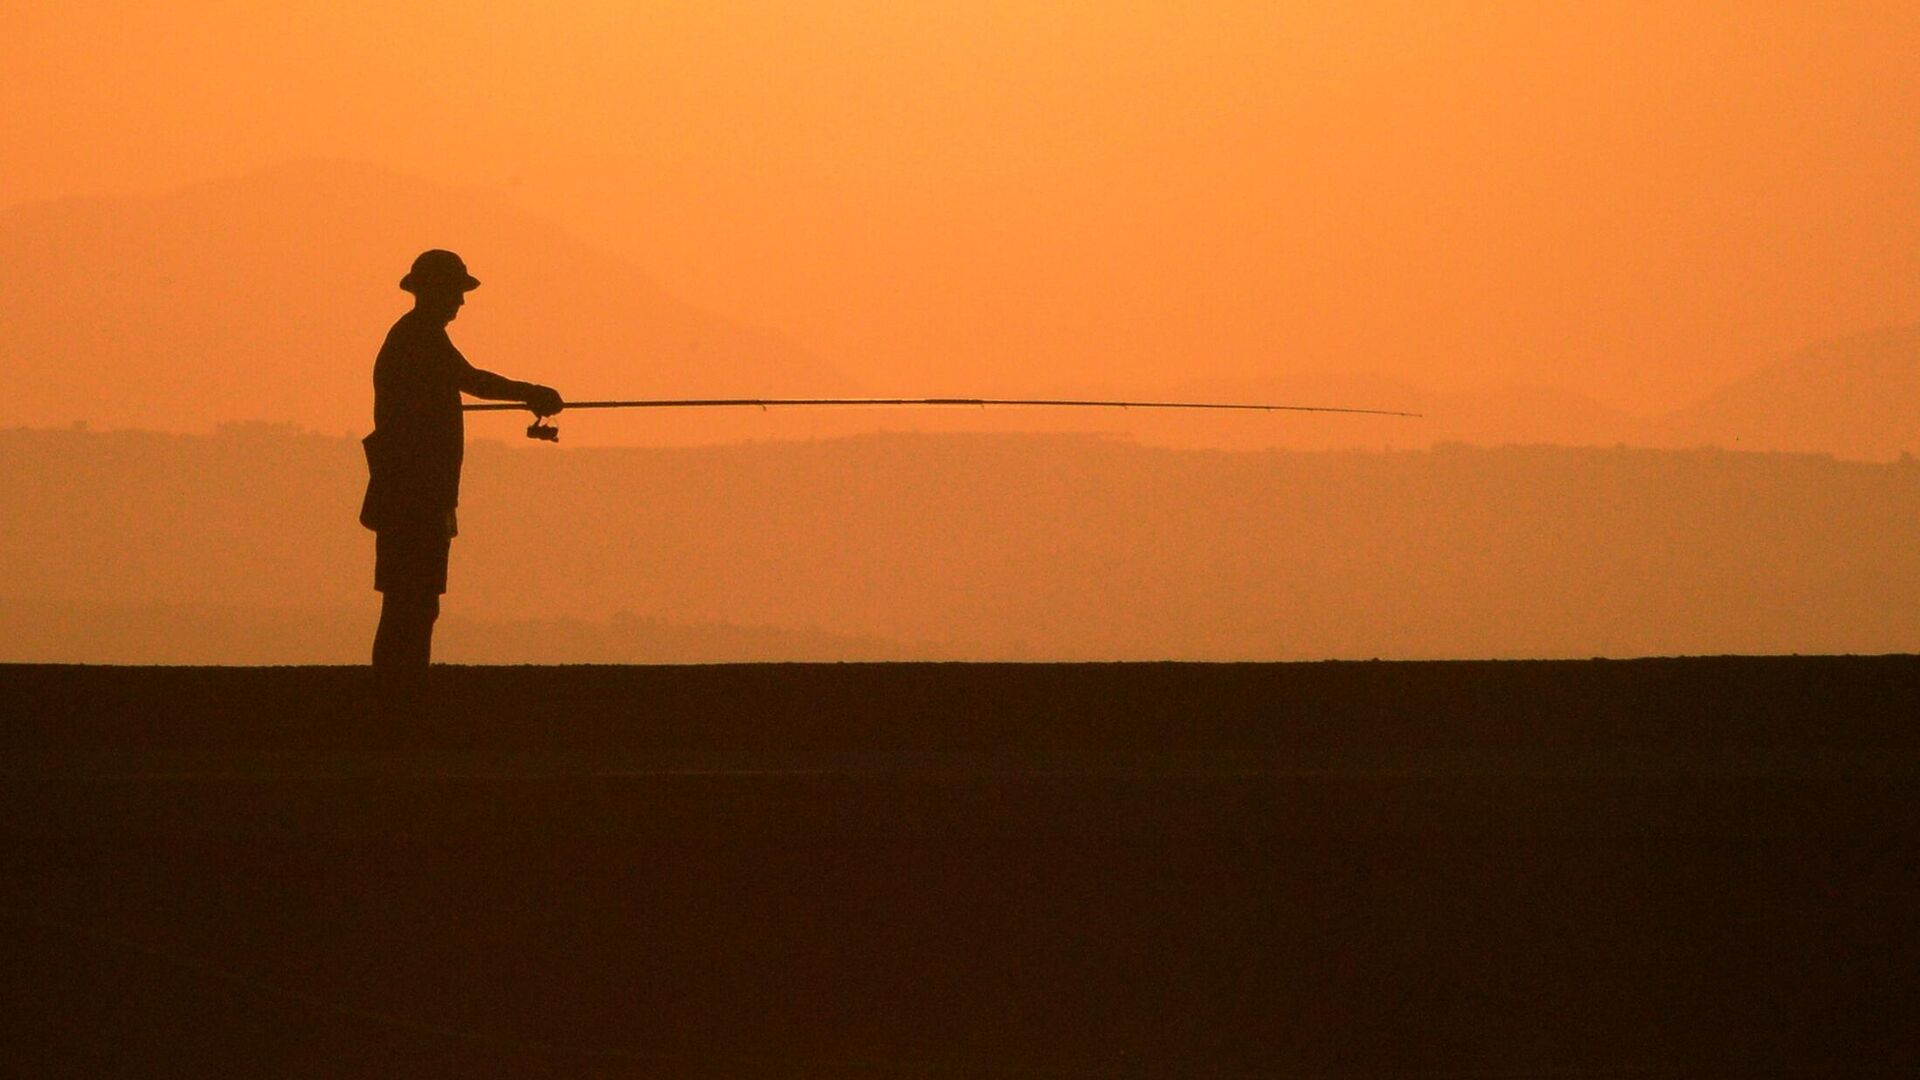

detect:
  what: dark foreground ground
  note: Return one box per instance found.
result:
[4,658,1918,1078]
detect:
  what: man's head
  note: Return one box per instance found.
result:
[400,249,480,323]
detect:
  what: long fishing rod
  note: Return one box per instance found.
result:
[463,397,1423,441]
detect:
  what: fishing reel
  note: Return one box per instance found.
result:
[526,419,560,442]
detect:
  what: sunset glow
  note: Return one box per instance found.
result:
[8,2,1919,415]
[6,3,1920,663]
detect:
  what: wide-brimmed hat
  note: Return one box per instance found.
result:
[399,249,481,294]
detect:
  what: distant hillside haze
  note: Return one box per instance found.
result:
[1149,326,1920,460]
[4,425,1915,663]
[0,160,851,438]
[4,161,1918,457]
[1666,324,1920,461]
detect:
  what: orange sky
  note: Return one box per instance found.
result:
[7,1,1920,411]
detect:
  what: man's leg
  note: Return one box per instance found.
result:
[372,590,439,682]
[371,521,451,690]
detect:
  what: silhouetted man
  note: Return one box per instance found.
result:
[360,249,562,692]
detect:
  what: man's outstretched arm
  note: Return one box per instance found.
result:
[457,361,564,416]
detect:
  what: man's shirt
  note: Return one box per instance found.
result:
[362,310,511,531]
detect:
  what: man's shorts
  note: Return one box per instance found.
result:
[375,525,453,596]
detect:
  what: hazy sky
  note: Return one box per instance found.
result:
[8,1,1920,410]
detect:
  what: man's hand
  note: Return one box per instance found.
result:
[526,385,564,417]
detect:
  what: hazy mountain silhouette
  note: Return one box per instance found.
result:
[5,159,1916,455]
[677,338,1920,458]
[1147,329,1920,459]
[0,159,852,436]
[1664,324,1920,460]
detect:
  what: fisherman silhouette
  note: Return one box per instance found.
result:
[361,250,562,693]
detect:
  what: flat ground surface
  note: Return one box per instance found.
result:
[4,658,1918,1077]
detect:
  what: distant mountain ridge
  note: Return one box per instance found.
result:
[0,159,852,436]
[1663,323,1920,460]
[1151,323,1920,460]
[4,160,1916,458]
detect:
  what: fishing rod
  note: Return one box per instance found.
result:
[463,397,1423,441]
